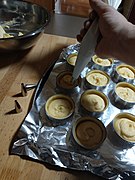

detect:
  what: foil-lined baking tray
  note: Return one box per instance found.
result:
[11,44,135,179]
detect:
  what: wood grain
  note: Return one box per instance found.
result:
[0,34,103,180]
[25,0,55,11]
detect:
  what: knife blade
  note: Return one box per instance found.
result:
[72,17,99,81]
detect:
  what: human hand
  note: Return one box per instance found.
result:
[77,0,135,65]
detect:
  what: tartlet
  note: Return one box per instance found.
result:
[113,113,135,144]
[85,70,110,90]
[45,94,75,124]
[66,53,77,68]
[56,71,81,93]
[72,117,107,150]
[114,64,135,83]
[80,90,109,116]
[92,55,113,71]
[116,64,135,79]
[114,82,135,108]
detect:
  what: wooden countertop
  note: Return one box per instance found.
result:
[0,34,102,180]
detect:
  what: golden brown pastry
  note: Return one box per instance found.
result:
[76,120,104,148]
[73,117,107,149]
[92,55,113,66]
[45,95,74,119]
[67,54,77,66]
[114,117,135,142]
[81,94,105,112]
[86,72,108,86]
[116,86,135,102]
[117,66,135,79]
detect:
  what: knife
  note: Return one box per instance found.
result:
[72,0,122,82]
[72,15,99,81]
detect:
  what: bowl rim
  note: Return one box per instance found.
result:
[0,0,50,41]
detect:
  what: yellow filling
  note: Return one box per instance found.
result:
[67,54,77,66]
[46,98,72,119]
[116,87,135,102]
[114,118,135,142]
[117,67,134,79]
[81,94,105,112]
[86,72,108,86]
[93,56,112,66]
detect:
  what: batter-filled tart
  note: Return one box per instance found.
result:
[72,117,107,150]
[85,70,110,88]
[56,71,81,92]
[113,113,135,143]
[116,64,135,80]
[115,82,135,103]
[45,94,75,121]
[92,55,113,67]
[80,90,108,113]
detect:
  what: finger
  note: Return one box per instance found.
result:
[89,10,97,21]
[89,0,108,16]
[84,20,91,30]
[76,34,83,42]
[80,28,88,37]
[77,28,88,42]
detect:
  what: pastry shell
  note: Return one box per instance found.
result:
[45,94,75,125]
[80,89,109,117]
[113,64,135,83]
[113,82,135,108]
[84,70,110,90]
[107,113,135,148]
[56,71,81,94]
[66,53,77,70]
[91,55,114,72]
[72,116,107,150]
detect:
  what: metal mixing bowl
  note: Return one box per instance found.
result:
[0,0,49,52]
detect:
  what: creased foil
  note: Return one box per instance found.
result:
[11,44,135,179]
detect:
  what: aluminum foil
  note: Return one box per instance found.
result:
[11,44,135,179]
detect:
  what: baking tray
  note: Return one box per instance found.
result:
[11,44,135,179]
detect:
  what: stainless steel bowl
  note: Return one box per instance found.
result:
[0,0,49,52]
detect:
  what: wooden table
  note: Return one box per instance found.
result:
[0,34,103,180]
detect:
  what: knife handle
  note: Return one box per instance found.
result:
[77,10,99,42]
[89,10,98,21]
[87,10,103,45]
